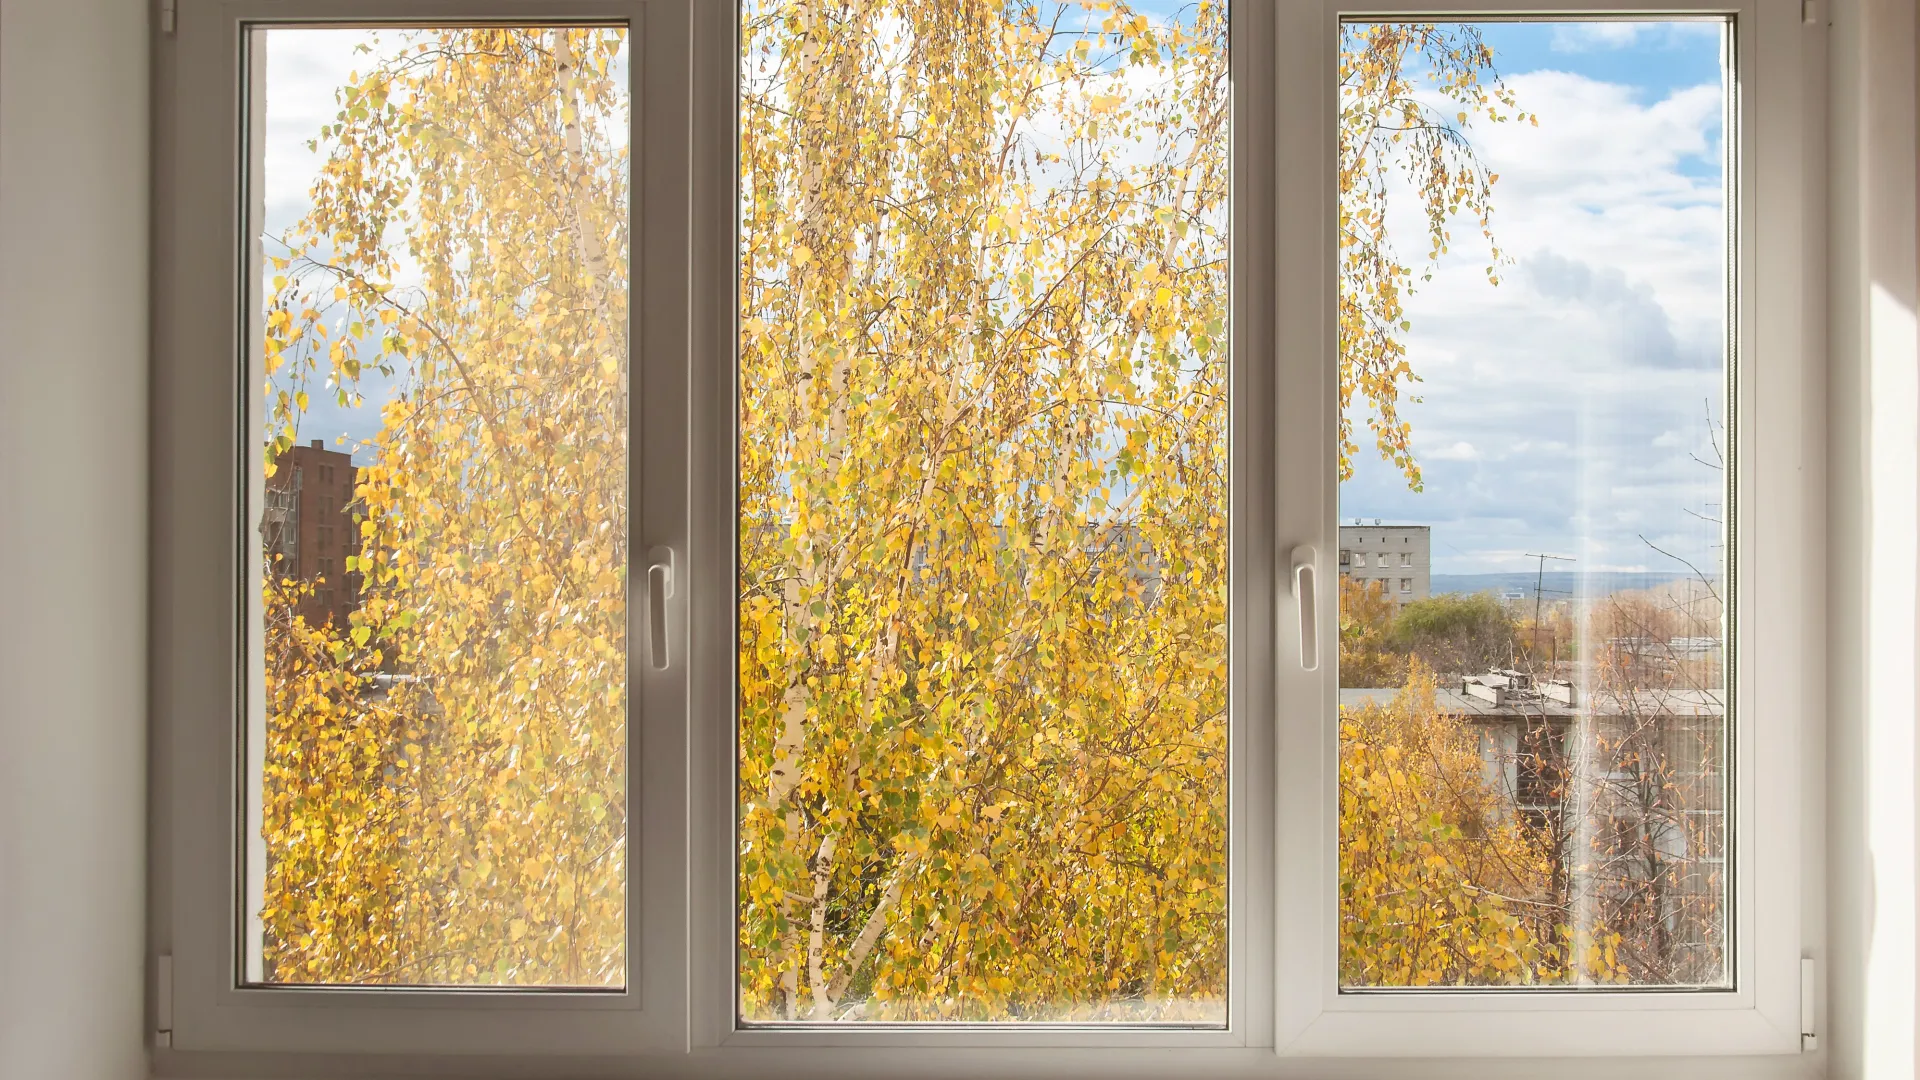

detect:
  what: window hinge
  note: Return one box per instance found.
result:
[159,0,175,35]
[1801,0,1819,25]
[1801,956,1819,1052]
[155,954,173,1049]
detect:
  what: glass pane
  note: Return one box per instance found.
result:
[737,1,1230,1022]
[1335,19,1730,987]
[244,26,631,987]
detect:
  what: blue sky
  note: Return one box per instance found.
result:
[1340,19,1730,576]
[264,15,1731,579]
[1480,20,1724,102]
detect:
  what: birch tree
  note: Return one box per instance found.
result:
[252,4,1546,1007]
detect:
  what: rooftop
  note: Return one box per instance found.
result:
[1340,685,1725,720]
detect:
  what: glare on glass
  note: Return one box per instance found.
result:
[244,25,630,987]
[736,1,1230,1023]
[1334,19,1731,988]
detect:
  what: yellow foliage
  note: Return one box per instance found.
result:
[1339,661,1625,986]
[261,27,630,986]
[253,8,1545,1008]
[1338,23,1528,488]
[1338,575,1408,689]
[736,0,1231,1021]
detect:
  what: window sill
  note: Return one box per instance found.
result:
[150,1045,1824,1080]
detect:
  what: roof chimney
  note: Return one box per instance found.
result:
[310,439,324,449]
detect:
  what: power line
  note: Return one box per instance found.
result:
[1524,553,1575,669]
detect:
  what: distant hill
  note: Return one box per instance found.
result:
[1430,571,1710,599]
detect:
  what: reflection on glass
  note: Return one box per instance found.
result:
[1335,20,1730,987]
[736,1,1230,1022]
[247,26,630,987]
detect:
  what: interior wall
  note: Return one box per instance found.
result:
[1826,0,1920,1076]
[0,0,152,1078]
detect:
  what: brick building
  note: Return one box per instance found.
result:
[263,438,362,629]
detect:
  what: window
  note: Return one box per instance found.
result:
[1269,0,1811,1059]
[1335,14,1731,990]
[241,22,634,990]
[736,0,1229,1025]
[160,0,691,1055]
[154,0,1818,1068]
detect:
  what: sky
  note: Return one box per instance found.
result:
[260,28,416,463]
[1339,19,1731,576]
[262,15,1732,579]
[257,27,630,467]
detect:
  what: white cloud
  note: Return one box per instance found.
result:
[1343,61,1728,577]
[1550,22,1642,53]
[1548,20,1722,54]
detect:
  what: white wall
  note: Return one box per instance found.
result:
[1827,0,1920,1076]
[0,0,152,1078]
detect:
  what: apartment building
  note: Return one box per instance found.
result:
[1342,671,1726,985]
[263,438,363,629]
[1337,522,1431,602]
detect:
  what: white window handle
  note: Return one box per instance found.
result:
[647,545,676,671]
[1291,545,1318,672]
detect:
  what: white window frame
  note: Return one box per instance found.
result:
[685,0,1277,1052]
[150,0,1824,1071]
[1272,0,1819,1060]
[155,0,691,1056]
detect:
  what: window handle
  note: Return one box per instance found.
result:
[1291,545,1318,672]
[647,545,676,671]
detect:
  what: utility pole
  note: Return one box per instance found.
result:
[1525,552,1575,670]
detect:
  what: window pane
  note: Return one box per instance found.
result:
[1335,20,1730,987]
[737,1,1230,1023]
[245,26,631,987]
